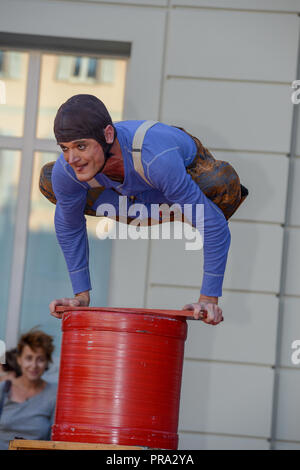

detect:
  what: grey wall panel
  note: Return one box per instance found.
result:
[284,228,300,296]
[279,298,300,368]
[179,361,274,436]
[162,79,293,153]
[178,433,269,450]
[289,158,300,226]
[167,10,298,82]
[108,237,150,307]
[76,0,168,5]
[214,151,289,224]
[171,0,300,12]
[274,441,300,450]
[147,285,200,309]
[295,115,300,156]
[275,369,300,441]
[186,292,278,365]
[147,286,278,365]
[224,222,283,293]
[149,237,204,288]
[148,222,283,292]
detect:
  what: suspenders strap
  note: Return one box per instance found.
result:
[132,120,158,187]
[87,120,158,189]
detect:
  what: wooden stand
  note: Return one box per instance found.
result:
[9,439,143,450]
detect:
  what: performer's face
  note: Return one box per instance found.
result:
[59,138,105,181]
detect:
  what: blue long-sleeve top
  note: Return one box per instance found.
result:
[52,120,231,298]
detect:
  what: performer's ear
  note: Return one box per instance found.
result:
[104,125,115,144]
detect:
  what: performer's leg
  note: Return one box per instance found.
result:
[175,127,248,220]
[39,162,152,224]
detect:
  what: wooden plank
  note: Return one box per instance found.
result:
[9,439,143,450]
[55,305,197,319]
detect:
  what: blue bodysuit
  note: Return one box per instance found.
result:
[51,120,231,298]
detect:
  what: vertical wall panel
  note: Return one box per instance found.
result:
[94,0,168,5]
[148,286,278,365]
[108,237,150,307]
[171,0,300,12]
[162,79,293,153]
[224,222,283,292]
[214,152,289,224]
[275,369,300,441]
[274,441,300,450]
[289,159,300,225]
[179,361,274,437]
[284,228,300,296]
[147,223,283,293]
[279,298,300,368]
[149,237,203,287]
[178,433,269,450]
[167,9,298,81]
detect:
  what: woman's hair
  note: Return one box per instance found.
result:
[17,329,54,364]
[2,348,22,377]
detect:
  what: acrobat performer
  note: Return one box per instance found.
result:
[40,95,248,325]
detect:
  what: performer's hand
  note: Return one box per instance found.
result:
[49,291,90,319]
[183,295,223,325]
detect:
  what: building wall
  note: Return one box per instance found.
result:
[106,0,300,450]
[1,0,300,450]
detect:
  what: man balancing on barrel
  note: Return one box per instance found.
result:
[40,94,248,325]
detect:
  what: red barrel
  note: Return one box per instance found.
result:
[51,307,188,449]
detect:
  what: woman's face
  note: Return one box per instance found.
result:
[17,345,48,382]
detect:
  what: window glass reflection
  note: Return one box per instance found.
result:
[0,50,29,136]
[0,150,21,338]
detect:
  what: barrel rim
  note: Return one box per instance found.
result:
[61,309,188,340]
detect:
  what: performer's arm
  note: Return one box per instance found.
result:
[49,157,91,317]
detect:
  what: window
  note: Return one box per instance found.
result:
[99,59,115,84]
[56,56,116,84]
[0,50,28,136]
[57,55,98,82]
[1,46,128,352]
[0,150,21,339]
[0,50,22,79]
